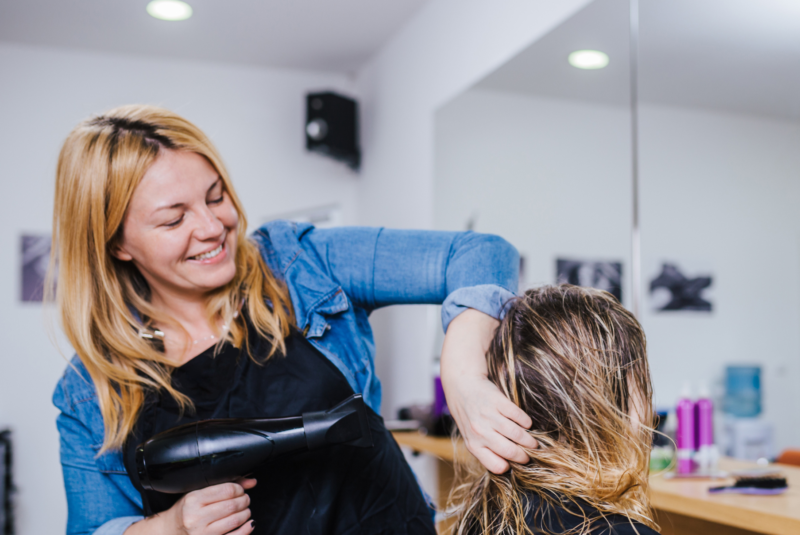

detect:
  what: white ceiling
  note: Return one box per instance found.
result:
[476,0,800,121]
[0,0,429,73]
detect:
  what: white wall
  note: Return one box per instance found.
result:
[434,87,800,451]
[434,89,633,299]
[0,42,357,535]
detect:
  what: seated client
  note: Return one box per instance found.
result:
[452,285,659,535]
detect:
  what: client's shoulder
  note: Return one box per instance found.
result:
[593,518,659,535]
[523,492,659,535]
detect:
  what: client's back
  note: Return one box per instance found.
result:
[452,285,659,535]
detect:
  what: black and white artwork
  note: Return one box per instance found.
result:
[21,234,54,302]
[649,263,712,312]
[556,259,622,301]
[0,430,12,535]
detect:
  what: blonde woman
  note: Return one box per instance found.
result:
[451,285,659,535]
[51,105,535,535]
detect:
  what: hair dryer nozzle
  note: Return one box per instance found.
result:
[303,394,373,450]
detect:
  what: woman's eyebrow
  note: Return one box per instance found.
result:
[207,177,222,194]
[153,178,222,213]
[154,202,184,213]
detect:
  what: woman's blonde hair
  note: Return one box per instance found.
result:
[451,285,656,534]
[49,105,294,453]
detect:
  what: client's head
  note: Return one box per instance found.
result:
[453,285,656,534]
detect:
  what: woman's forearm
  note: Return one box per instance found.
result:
[441,308,538,474]
[441,309,494,380]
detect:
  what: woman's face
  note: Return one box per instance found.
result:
[113,149,239,302]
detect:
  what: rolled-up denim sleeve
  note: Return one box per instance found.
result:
[441,284,517,332]
[92,517,142,535]
[54,379,144,535]
[303,227,519,331]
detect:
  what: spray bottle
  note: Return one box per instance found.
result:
[676,383,695,474]
[695,383,718,471]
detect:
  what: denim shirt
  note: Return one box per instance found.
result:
[52,221,519,535]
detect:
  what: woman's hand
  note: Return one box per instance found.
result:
[125,478,257,535]
[440,309,538,474]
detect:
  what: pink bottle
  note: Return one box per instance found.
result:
[694,384,716,471]
[676,383,695,474]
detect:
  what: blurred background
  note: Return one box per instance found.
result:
[1,0,800,533]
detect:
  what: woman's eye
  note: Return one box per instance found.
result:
[164,215,184,227]
[208,196,224,205]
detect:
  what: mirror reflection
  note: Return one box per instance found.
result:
[434,1,800,523]
[637,0,800,455]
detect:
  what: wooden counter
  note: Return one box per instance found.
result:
[650,457,800,535]
[392,431,800,535]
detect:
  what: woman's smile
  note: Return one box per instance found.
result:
[187,235,228,263]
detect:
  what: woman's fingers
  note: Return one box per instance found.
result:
[207,507,252,535]
[470,446,510,475]
[199,493,251,526]
[236,477,258,490]
[479,428,530,465]
[495,408,538,450]
[173,480,258,535]
[451,377,540,471]
[227,519,256,535]
[194,482,247,507]
[497,397,534,432]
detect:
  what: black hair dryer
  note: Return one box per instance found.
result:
[136,394,373,494]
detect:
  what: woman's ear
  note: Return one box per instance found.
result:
[110,241,133,262]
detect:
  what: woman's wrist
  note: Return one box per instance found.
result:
[441,308,498,380]
[124,507,182,535]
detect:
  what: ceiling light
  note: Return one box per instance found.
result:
[568,50,609,70]
[147,0,193,21]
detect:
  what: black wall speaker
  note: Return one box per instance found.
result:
[305,92,360,170]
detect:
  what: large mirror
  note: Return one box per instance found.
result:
[638,0,800,454]
[434,0,800,456]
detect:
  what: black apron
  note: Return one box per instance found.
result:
[123,326,435,535]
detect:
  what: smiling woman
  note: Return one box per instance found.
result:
[51,106,294,441]
[49,105,527,535]
[112,151,242,359]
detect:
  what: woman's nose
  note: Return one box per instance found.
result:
[193,205,225,240]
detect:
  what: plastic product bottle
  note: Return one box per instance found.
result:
[695,383,717,471]
[676,383,695,474]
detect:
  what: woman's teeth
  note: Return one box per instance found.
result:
[191,243,223,261]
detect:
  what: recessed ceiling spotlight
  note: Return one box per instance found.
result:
[568,50,609,70]
[147,0,193,21]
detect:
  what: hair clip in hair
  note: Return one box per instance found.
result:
[138,328,165,340]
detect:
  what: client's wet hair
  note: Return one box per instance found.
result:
[451,285,656,534]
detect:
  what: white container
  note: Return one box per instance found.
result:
[722,416,774,461]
